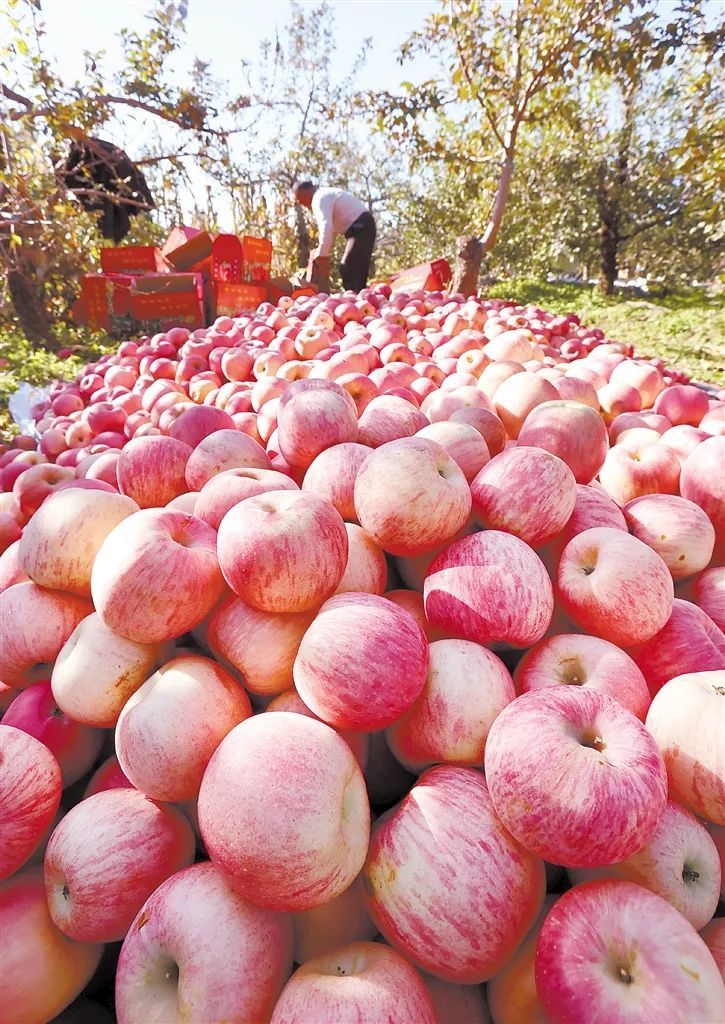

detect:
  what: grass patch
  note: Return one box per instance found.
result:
[486,280,725,387]
[0,327,114,439]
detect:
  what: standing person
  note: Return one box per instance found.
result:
[293,179,376,292]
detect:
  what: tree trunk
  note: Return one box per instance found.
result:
[596,85,636,297]
[451,235,485,296]
[5,258,53,346]
[450,155,514,296]
[598,221,618,296]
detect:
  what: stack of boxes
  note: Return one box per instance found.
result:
[72,227,273,334]
[72,227,454,334]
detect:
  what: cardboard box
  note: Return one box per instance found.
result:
[161,226,202,261]
[75,274,143,332]
[211,234,244,284]
[129,291,205,330]
[390,259,452,294]
[130,273,205,330]
[241,236,273,283]
[166,231,214,270]
[212,283,267,317]
[77,276,112,330]
[100,246,167,275]
[131,273,202,295]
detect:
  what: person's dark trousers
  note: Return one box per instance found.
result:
[341,211,376,291]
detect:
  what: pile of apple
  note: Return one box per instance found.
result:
[1,283,724,1024]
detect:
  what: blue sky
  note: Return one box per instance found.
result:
[37,0,439,93]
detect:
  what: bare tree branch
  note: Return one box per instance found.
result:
[2,82,250,138]
[447,1,506,149]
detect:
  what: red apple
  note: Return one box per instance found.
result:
[493,372,560,439]
[13,463,75,518]
[364,765,545,982]
[117,435,193,508]
[0,867,102,1023]
[554,373,600,408]
[609,359,665,407]
[217,490,348,613]
[597,381,642,424]
[294,592,428,732]
[645,670,725,824]
[198,712,370,910]
[680,436,725,557]
[116,861,292,1024]
[0,513,21,554]
[535,880,725,1023]
[184,428,271,490]
[471,446,576,548]
[354,437,471,556]
[387,638,515,770]
[0,583,92,689]
[557,527,674,646]
[449,406,507,456]
[416,420,490,482]
[356,394,428,447]
[517,399,608,484]
[3,681,102,788]
[690,566,725,632]
[195,466,298,530]
[623,494,716,580]
[91,509,224,643]
[51,612,163,728]
[44,788,195,942]
[485,687,667,866]
[659,423,708,463]
[83,755,133,799]
[424,531,554,648]
[568,800,721,930]
[334,523,387,596]
[18,487,138,596]
[270,941,436,1023]
[277,385,358,470]
[0,725,61,880]
[515,632,651,720]
[654,383,709,426]
[115,653,252,802]
[207,595,316,697]
[0,541,30,592]
[302,442,373,521]
[168,404,235,447]
[628,599,725,697]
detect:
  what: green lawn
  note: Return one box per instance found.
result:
[486,280,725,387]
[0,328,114,439]
[2,280,722,438]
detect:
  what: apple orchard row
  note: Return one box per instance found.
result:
[1,283,724,1024]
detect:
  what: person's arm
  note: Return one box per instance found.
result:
[313,191,336,257]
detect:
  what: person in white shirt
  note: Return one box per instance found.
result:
[293,180,376,292]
